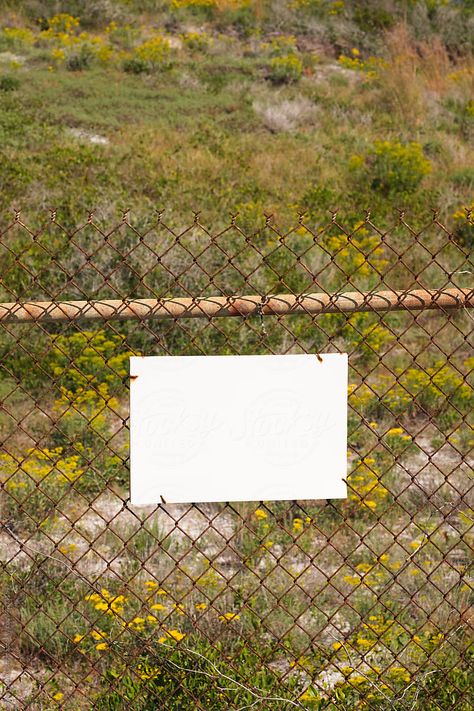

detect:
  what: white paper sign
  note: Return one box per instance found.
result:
[129,354,347,504]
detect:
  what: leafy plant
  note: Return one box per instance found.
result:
[125,35,172,73]
[95,639,303,710]
[268,55,303,84]
[45,330,133,395]
[358,140,432,196]
[1,447,84,530]
[0,75,20,91]
[65,43,95,71]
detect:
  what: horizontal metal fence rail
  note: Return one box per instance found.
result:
[0,287,473,324]
[0,211,473,710]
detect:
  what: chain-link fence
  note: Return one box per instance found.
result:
[0,211,473,709]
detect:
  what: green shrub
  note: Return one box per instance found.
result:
[0,75,20,91]
[124,35,172,73]
[45,329,133,394]
[366,140,432,196]
[123,56,149,74]
[452,206,474,249]
[451,167,474,188]
[65,44,94,71]
[293,0,345,19]
[94,640,303,710]
[264,35,298,57]
[180,31,212,52]
[0,26,35,50]
[1,447,84,531]
[268,54,303,84]
[353,3,396,31]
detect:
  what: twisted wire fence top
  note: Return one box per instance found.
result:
[0,212,473,709]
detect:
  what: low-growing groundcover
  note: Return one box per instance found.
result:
[94,642,474,710]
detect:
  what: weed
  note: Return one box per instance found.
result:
[268,54,303,84]
[0,75,20,91]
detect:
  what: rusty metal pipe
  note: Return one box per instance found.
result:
[0,288,472,324]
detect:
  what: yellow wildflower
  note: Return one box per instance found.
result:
[159,629,186,643]
[300,689,319,702]
[293,518,303,533]
[91,630,107,640]
[343,575,360,585]
[85,593,101,603]
[195,602,207,611]
[72,633,84,643]
[356,638,375,648]
[94,601,109,612]
[389,666,410,682]
[137,664,160,680]
[95,642,108,651]
[255,508,267,520]
[150,603,166,612]
[218,612,240,623]
[52,692,63,701]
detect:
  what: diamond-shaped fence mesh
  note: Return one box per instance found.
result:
[0,210,473,709]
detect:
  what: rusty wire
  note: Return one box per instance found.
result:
[0,211,473,709]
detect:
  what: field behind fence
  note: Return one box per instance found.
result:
[0,211,473,709]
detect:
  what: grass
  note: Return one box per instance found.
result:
[0,6,472,226]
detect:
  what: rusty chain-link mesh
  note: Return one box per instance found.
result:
[0,210,473,710]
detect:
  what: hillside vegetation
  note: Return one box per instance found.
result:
[0,3,473,709]
[0,0,472,230]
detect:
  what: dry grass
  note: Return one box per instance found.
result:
[253,96,317,133]
[379,23,473,128]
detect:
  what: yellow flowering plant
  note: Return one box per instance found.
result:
[321,223,388,288]
[123,35,172,73]
[181,31,212,52]
[338,50,387,80]
[171,0,216,10]
[347,456,389,515]
[52,383,124,491]
[2,27,36,49]
[1,447,83,529]
[268,54,303,84]
[46,329,133,393]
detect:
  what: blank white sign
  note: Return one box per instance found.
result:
[129,354,347,505]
